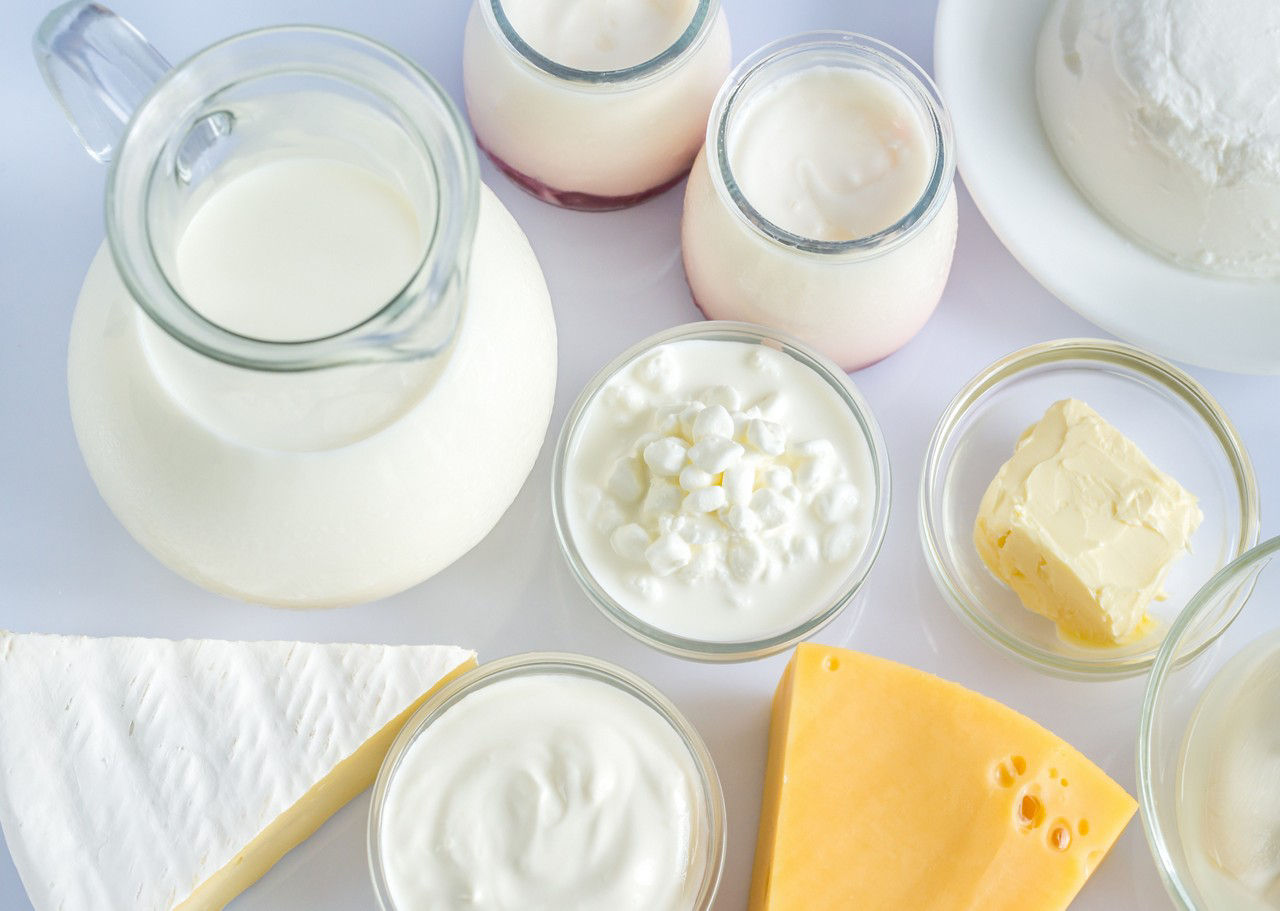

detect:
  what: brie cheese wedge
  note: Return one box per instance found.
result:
[0,630,475,910]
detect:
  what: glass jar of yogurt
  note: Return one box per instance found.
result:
[462,0,731,209]
[369,653,725,910]
[34,4,557,606]
[681,33,958,370]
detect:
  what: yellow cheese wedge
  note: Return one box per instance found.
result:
[749,644,1137,911]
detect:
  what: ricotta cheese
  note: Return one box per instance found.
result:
[0,630,475,910]
[1037,0,1280,277]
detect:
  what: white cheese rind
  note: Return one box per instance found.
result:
[0,631,474,911]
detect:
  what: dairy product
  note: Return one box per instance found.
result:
[69,179,557,606]
[975,399,1201,645]
[0,629,475,911]
[174,158,422,342]
[750,644,1137,911]
[462,0,731,205]
[500,0,699,71]
[1037,0,1280,277]
[681,36,957,370]
[1179,629,1280,908]
[378,670,710,910]
[727,66,934,242]
[563,337,877,644]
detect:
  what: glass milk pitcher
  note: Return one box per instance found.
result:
[35,3,558,607]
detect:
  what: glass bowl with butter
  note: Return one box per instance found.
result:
[1139,535,1280,910]
[552,321,892,662]
[919,338,1258,679]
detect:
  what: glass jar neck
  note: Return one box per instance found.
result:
[483,0,721,89]
[707,31,955,260]
[107,26,478,372]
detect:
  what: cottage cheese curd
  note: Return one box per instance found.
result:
[681,35,957,370]
[562,336,877,644]
[1037,0,1280,277]
[463,0,731,207]
[378,667,712,911]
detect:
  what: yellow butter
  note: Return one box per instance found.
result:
[974,398,1201,644]
[749,644,1137,911]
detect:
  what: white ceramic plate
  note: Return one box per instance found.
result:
[933,0,1280,376]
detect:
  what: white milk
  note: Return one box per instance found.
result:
[379,673,708,910]
[728,66,933,242]
[174,159,423,342]
[565,339,875,643]
[501,0,699,70]
[68,169,557,606]
[1178,629,1280,907]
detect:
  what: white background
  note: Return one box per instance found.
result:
[1,0,1277,909]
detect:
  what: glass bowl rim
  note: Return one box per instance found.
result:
[917,336,1260,680]
[551,320,893,662]
[1137,533,1280,911]
[366,650,727,910]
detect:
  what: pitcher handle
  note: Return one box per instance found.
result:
[33,1,170,164]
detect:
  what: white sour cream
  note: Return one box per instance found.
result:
[379,672,709,910]
[727,65,933,242]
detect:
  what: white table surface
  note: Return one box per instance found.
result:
[1,1,1277,908]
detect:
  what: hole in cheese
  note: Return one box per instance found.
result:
[1011,755,1027,775]
[1079,819,1090,836]
[1049,822,1071,852]
[823,656,840,672]
[1016,793,1044,829]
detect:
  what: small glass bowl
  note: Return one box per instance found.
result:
[919,338,1258,679]
[1139,536,1280,909]
[552,321,892,662]
[368,652,726,910]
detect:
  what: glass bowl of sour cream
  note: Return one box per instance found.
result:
[368,652,725,911]
[552,321,891,662]
[1139,535,1280,910]
[919,338,1258,680]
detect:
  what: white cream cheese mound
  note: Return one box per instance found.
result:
[1178,629,1280,908]
[379,672,708,911]
[1037,0,1280,278]
[501,0,699,70]
[566,339,876,643]
[0,630,474,911]
[728,65,933,242]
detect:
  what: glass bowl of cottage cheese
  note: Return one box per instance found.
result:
[551,321,891,661]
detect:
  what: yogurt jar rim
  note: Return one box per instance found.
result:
[706,31,956,260]
[366,651,726,911]
[551,321,893,663]
[917,337,1260,680]
[480,0,722,88]
[1137,534,1280,911]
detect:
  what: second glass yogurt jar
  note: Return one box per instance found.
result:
[462,0,731,209]
[681,33,958,370]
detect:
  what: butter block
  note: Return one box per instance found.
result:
[974,398,1201,644]
[749,644,1137,911]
